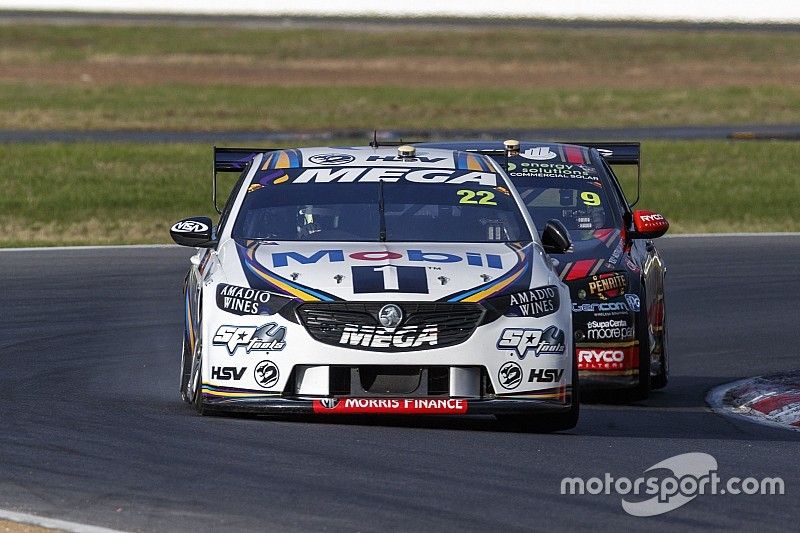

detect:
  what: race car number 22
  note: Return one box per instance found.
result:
[457,189,497,206]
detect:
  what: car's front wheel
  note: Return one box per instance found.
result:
[497,355,579,432]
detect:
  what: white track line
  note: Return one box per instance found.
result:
[0,243,178,252]
[0,232,799,252]
[707,378,800,433]
[0,508,128,533]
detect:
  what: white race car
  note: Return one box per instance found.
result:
[171,144,578,430]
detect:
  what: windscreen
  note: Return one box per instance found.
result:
[232,167,532,242]
[505,159,620,240]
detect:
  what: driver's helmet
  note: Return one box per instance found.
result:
[297,206,340,237]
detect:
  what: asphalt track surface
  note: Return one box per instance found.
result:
[1,236,799,531]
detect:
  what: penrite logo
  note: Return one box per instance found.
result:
[587,272,627,300]
[338,325,438,349]
[497,326,566,360]
[213,323,287,355]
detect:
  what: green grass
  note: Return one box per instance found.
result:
[3,24,799,64]
[4,83,799,130]
[1,140,796,247]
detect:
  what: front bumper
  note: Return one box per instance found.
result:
[200,392,573,416]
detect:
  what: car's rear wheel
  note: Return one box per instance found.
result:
[497,354,579,432]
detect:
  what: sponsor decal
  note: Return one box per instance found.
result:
[586,319,634,341]
[288,167,498,186]
[339,325,438,349]
[216,283,281,315]
[365,155,447,163]
[577,347,639,371]
[519,147,558,160]
[272,248,503,269]
[502,285,560,318]
[625,294,641,312]
[639,213,665,222]
[171,220,209,233]
[211,366,246,380]
[606,240,624,267]
[352,265,429,294]
[378,304,403,329]
[213,323,287,355]
[253,360,280,388]
[528,368,565,383]
[507,161,599,180]
[572,301,630,314]
[498,361,523,390]
[307,153,356,165]
[497,325,566,360]
[312,397,468,414]
[585,272,627,300]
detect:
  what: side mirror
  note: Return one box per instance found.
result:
[541,219,572,254]
[170,217,217,248]
[631,210,669,239]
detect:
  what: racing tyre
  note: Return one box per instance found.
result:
[623,283,651,402]
[497,355,579,432]
[650,292,669,390]
[180,336,193,403]
[192,360,206,416]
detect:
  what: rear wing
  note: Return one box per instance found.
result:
[573,142,640,205]
[212,146,281,213]
[418,140,642,207]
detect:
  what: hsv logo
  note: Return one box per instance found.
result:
[253,360,280,388]
[497,326,566,360]
[312,397,468,414]
[272,249,503,269]
[171,220,208,233]
[213,323,287,355]
[498,361,523,390]
[519,147,558,160]
[211,366,246,380]
[528,368,565,383]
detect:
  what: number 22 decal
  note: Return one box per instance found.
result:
[457,189,497,205]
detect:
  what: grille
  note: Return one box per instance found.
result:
[297,302,485,351]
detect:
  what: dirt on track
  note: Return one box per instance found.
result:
[1,55,797,88]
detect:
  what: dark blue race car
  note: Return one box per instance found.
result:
[418,140,669,400]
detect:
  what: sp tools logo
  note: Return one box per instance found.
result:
[497,326,566,360]
[213,323,287,355]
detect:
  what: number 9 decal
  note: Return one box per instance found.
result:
[457,189,497,206]
[580,191,601,206]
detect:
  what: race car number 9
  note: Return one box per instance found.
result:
[457,189,497,206]
[580,191,601,206]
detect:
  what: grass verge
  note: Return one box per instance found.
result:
[0,140,796,247]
